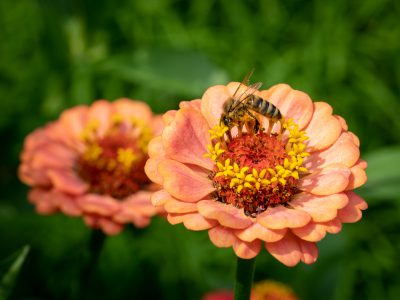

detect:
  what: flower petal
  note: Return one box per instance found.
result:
[322,219,342,234]
[79,194,119,216]
[299,164,351,195]
[201,85,231,128]
[265,233,301,267]
[179,99,202,111]
[87,100,112,136]
[209,226,237,247]
[28,189,58,214]
[299,240,318,264]
[197,200,253,229]
[162,110,177,126]
[305,102,342,151]
[98,217,123,235]
[235,223,287,242]
[144,157,164,185]
[183,213,218,230]
[257,206,311,229]
[162,108,213,169]
[233,239,262,259]
[337,191,368,223]
[291,222,328,242]
[59,105,89,141]
[158,160,215,202]
[165,198,198,213]
[112,98,153,122]
[291,192,348,222]
[305,132,360,171]
[167,213,185,225]
[46,169,88,195]
[151,189,172,206]
[345,160,367,190]
[148,136,166,158]
[260,84,314,130]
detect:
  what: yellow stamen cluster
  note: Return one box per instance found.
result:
[117,148,138,172]
[205,118,310,193]
[80,119,100,142]
[83,144,103,161]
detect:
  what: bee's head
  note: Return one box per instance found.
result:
[221,114,232,128]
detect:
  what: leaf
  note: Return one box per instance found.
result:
[0,245,30,300]
[357,146,400,200]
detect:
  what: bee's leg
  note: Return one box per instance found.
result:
[226,129,232,142]
[266,119,275,135]
[237,121,243,137]
[244,109,260,133]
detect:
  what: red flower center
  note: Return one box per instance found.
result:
[76,118,152,199]
[211,132,298,217]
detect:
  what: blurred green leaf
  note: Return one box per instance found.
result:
[358,146,400,200]
[0,245,30,300]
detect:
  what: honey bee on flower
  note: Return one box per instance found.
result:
[145,77,367,266]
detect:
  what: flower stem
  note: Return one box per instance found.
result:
[234,257,256,300]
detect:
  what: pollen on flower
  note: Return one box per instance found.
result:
[205,118,309,217]
[77,116,151,199]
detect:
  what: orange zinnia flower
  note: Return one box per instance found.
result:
[19,99,163,234]
[145,82,367,266]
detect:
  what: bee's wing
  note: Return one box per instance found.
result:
[231,69,255,99]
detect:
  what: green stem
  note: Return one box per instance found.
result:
[234,257,256,300]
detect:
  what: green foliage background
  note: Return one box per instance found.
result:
[1,0,400,299]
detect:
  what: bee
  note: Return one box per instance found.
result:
[220,70,282,135]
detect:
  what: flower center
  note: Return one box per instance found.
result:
[205,119,309,217]
[76,115,152,199]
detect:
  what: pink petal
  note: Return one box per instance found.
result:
[28,189,58,214]
[151,189,173,206]
[31,143,76,170]
[87,100,112,136]
[291,192,348,222]
[335,115,348,131]
[348,131,360,147]
[201,85,231,128]
[197,200,253,229]
[121,191,156,215]
[337,191,368,223]
[345,161,367,190]
[162,108,213,169]
[165,199,198,213]
[260,84,314,130]
[158,159,215,202]
[46,169,88,195]
[59,105,89,141]
[183,213,217,230]
[233,239,262,259]
[55,192,82,216]
[79,194,119,216]
[167,213,185,225]
[208,226,237,247]
[291,222,327,242]
[150,115,164,136]
[162,110,177,126]
[265,233,302,267]
[144,157,164,185]
[235,223,287,242]
[112,98,153,122]
[98,217,124,235]
[299,164,351,195]
[305,102,342,151]
[299,240,318,264]
[305,132,360,171]
[179,99,202,111]
[322,219,342,234]
[257,206,311,229]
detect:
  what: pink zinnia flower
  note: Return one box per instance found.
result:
[145,82,367,266]
[19,99,163,235]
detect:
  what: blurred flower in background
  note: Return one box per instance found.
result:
[203,279,298,300]
[19,99,163,234]
[146,82,367,266]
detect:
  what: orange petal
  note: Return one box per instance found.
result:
[31,143,76,170]
[158,159,215,202]
[305,102,342,151]
[265,233,302,267]
[148,136,166,158]
[337,191,368,223]
[235,223,286,242]
[345,161,367,190]
[179,99,202,111]
[208,226,237,247]
[291,222,327,242]
[197,200,253,229]
[322,219,342,234]
[164,198,198,213]
[233,239,262,259]
[151,189,173,206]
[144,157,164,185]
[162,110,177,126]
[79,194,119,216]
[257,206,311,229]
[335,115,348,131]
[167,213,185,225]
[183,213,217,230]
[112,98,152,122]
[260,84,314,130]
[46,169,88,195]
[59,105,89,140]
[299,164,351,195]
[201,85,231,128]
[299,240,318,264]
[291,192,348,222]
[28,189,58,214]
[162,108,213,169]
[305,132,360,171]
[55,192,82,216]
